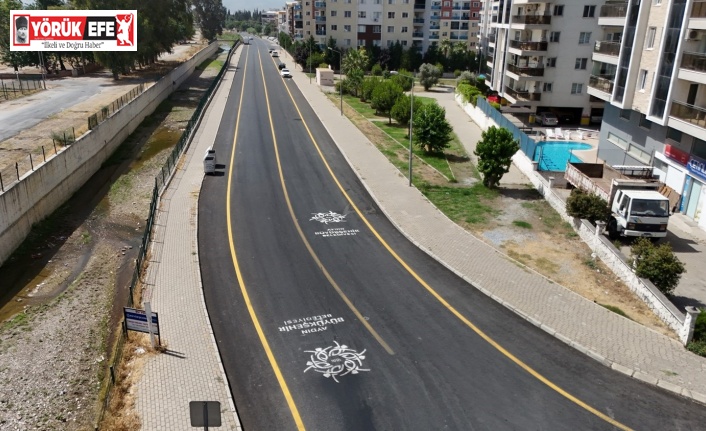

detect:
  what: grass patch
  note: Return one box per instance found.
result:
[512,220,532,229]
[535,257,559,274]
[687,340,706,357]
[2,311,30,331]
[583,257,598,270]
[599,303,630,319]
[196,58,224,71]
[420,183,499,225]
[507,249,532,266]
[343,95,384,119]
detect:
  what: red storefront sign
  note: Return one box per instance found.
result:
[664,144,690,165]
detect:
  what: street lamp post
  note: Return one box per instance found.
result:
[391,71,414,187]
[327,47,343,115]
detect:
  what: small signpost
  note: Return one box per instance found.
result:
[123,304,160,346]
[189,401,222,429]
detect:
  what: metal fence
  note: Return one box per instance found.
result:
[96,40,238,428]
[477,96,538,160]
[88,83,146,130]
[0,76,44,100]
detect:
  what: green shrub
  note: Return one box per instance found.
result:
[691,310,706,341]
[382,69,391,79]
[489,101,501,111]
[456,82,483,105]
[371,63,383,76]
[687,339,706,356]
[391,68,413,91]
[391,94,412,126]
[361,77,382,102]
[565,189,610,223]
[454,69,462,78]
[630,238,686,296]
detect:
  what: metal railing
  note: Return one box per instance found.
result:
[511,14,551,25]
[88,83,146,130]
[0,76,44,100]
[505,86,542,101]
[593,40,621,56]
[681,51,706,73]
[477,97,538,160]
[506,63,545,76]
[509,39,548,51]
[588,74,615,94]
[599,3,628,18]
[670,100,706,129]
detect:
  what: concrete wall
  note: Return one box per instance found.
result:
[456,93,691,341]
[0,42,219,266]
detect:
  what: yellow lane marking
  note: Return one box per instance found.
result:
[226,47,306,431]
[278,76,634,431]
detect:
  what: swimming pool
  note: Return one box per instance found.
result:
[533,141,592,172]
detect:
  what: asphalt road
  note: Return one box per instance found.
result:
[198,39,706,430]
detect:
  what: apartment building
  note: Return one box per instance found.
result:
[589,0,706,229]
[481,1,603,123]
[290,0,481,52]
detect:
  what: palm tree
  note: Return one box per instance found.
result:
[439,38,453,58]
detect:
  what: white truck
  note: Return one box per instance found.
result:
[564,162,671,240]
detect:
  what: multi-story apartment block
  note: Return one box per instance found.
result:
[481,1,603,124]
[590,0,706,229]
[291,0,480,52]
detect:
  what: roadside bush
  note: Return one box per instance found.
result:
[630,238,686,296]
[489,101,501,111]
[565,189,610,223]
[371,63,383,76]
[454,69,462,78]
[371,80,403,123]
[687,311,706,356]
[457,71,475,87]
[391,94,417,127]
[390,68,413,92]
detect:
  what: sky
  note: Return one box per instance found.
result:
[222,0,285,14]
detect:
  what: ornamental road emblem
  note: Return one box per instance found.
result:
[303,341,369,383]
[310,211,347,224]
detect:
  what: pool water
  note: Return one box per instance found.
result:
[533,141,592,171]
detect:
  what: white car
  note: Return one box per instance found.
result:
[280,68,292,78]
[271,51,279,57]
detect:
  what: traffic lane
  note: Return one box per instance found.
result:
[200,44,303,430]
[263,74,706,427]
[223,64,624,427]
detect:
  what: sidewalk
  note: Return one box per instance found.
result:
[280,49,706,403]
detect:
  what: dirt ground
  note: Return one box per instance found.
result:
[0,43,223,430]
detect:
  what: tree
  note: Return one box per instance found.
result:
[193,0,226,41]
[413,102,452,153]
[565,189,610,223]
[474,126,519,188]
[418,63,441,91]
[390,68,412,91]
[371,80,403,123]
[631,238,686,296]
[439,38,453,58]
[391,93,417,126]
[343,68,364,97]
[342,47,369,74]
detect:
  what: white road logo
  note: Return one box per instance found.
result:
[310,211,346,224]
[304,341,369,383]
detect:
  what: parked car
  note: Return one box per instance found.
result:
[278,62,287,70]
[535,112,559,126]
[272,51,279,57]
[280,68,292,78]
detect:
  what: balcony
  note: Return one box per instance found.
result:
[488,33,496,43]
[506,63,545,77]
[430,14,441,20]
[294,4,301,9]
[413,31,424,38]
[316,30,326,35]
[511,14,551,25]
[314,1,326,8]
[508,40,548,51]
[505,87,542,102]
[599,3,627,18]
[593,41,621,57]
[414,3,426,10]
[429,34,439,40]
[588,74,615,94]
[430,25,440,29]
[461,24,469,30]
[670,101,706,130]
[681,51,706,73]
[413,18,425,24]
[431,4,441,10]
[315,16,326,22]
[294,14,302,20]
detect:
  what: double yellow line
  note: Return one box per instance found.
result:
[224,44,634,431]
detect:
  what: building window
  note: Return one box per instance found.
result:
[619,109,631,120]
[387,26,394,32]
[575,58,588,69]
[646,27,656,49]
[654,0,662,4]
[579,32,591,44]
[387,40,394,47]
[345,38,351,45]
[639,114,652,129]
[358,11,366,18]
[402,12,408,18]
[344,25,351,32]
[344,11,351,17]
[402,26,408,33]
[402,40,407,46]
[330,10,337,16]
[443,11,450,17]
[628,144,651,163]
[583,5,596,17]
[553,5,564,16]
[388,11,395,18]
[358,39,365,46]
[638,69,648,90]
[543,82,553,92]
[373,26,381,33]
[388,0,394,3]
[667,127,682,143]
[330,24,337,30]
[550,32,560,42]
[546,57,557,67]
[571,83,583,94]
[358,25,366,32]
